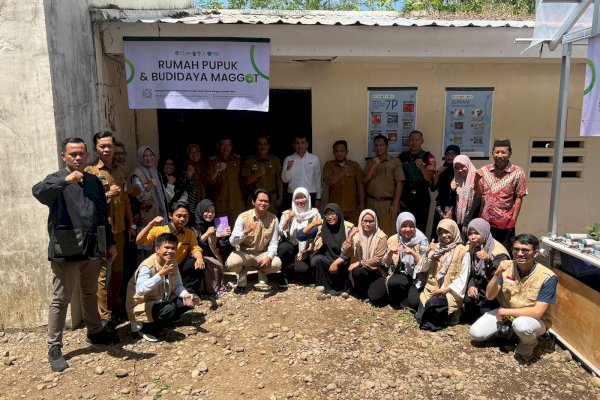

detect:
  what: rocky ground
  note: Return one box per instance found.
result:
[1,284,599,400]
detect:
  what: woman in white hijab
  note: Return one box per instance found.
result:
[369,212,429,308]
[277,187,321,283]
[341,209,388,300]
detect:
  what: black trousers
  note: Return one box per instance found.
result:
[179,257,205,294]
[277,241,313,283]
[143,298,191,333]
[351,267,381,300]
[490,227,515,252]
[401,187,430,234]
[368,273,420,309]
[312,254,349,291]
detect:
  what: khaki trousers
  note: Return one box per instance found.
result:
[48,260,103,347]
[97,231,125,320]
[366,198,396,236]
[226,251,282,287]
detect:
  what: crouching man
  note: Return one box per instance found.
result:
[126,233,196,342]
[469,234,557,360]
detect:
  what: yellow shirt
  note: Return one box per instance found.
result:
[85,159,129,234]
[142,224,202,265]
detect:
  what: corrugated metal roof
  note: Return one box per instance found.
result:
[93,8,535,28]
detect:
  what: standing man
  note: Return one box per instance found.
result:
[226,189,282,293]
[281,134,322,208]
[476,139,527,249]
[323,140,365,224]
[470,234,557,360]
[399,130,436,233]
[242,135,283,214]
[206,136,245,228]
[33,137,119,372]
[85,131,136,325]
[364,134,405,236]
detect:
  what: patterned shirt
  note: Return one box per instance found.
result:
[478,162,527,229]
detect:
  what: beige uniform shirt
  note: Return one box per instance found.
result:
[206,154,244,213]
[85,159,128,234]
[323,159,363,213]
[365,155,405,198]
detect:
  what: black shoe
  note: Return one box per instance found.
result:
[327,290,341,297]
[48,345,69,372]
[86,328,120,345]
[234,286,248,294]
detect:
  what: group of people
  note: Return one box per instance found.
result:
[33,130,556,373]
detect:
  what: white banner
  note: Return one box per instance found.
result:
[124,37,270,111]
[581,35,600,136]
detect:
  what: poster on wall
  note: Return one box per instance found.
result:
[367,87,417,157]
[124,37,270,111]
[581,35,600,136]
[443,88,494,159]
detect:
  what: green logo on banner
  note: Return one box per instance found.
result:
[125,58,135,84]
[584,58,596,95]
[250,45,269,81]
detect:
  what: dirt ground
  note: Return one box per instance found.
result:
[1,283,599,400]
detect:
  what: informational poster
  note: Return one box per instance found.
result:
[124,37,270,111]
[367,88,417,157]
[443,88,494,159]
[581,35,600,136]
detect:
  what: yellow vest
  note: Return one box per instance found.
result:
[239,209,277,254]
[498,261,556,328]
[125,253,178,323]
[420,245,468,313]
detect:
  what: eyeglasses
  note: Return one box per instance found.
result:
[164,162,174,166]
[511,247,533,255]
[361,219,376,224]
[143,154,155,159]
[324,211,337,218]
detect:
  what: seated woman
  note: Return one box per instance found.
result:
[194,199,232,296]
[462,218,510,322]
[159,156,188,210]
[452,155,481,238]
[277,187,321,284]
[136,201,205,294]
[342,209,387,300]
[369,212,428,309]
[300,204,354,295]
[414,219,470,331]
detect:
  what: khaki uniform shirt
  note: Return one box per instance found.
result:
[85,159,128,234]
[365,155,405,198]
[323,159,364,213]
[206,154,244,213]
[242,155,282,195]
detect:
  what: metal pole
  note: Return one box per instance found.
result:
[548,42,572,236]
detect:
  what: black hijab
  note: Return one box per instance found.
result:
[195,199,215,234]
[320,203,347,260]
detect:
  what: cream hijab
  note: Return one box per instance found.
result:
[354,209,381,261]
[288,187,319,252]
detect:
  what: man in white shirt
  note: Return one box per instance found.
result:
[281,135,322,208]
[227,189,282,293]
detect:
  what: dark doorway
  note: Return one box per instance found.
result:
[157,89,312,171]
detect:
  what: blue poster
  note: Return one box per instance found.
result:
[443,88,494,158]
[367,88,417,157]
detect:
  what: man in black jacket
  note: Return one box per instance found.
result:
[33,137,118,372]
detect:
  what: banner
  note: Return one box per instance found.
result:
[124,37,270,111]
[581,35,600,136]
[443,88,494,159]
[367,88,417,157]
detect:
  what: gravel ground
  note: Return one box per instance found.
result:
[1,284,599,400]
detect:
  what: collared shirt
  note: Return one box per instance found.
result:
[85,159,129,234]
[281,152,322,198]
[365,154,405,197]
[230,210,279,259]
[242,154,282,195]
[478,162,528,229]
[206,154,244,212]
[323,159,364,212]
[135,262,188,299]
[142,223,202,265]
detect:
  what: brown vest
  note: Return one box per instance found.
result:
[239,209,277,254]
[420,245,468,313]
[125,253,178,323]
[498,261,556,328]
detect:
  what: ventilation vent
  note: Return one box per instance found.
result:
[528,138,585,180]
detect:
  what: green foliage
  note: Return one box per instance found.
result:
[585,223,600,239]
[402,0,535,15]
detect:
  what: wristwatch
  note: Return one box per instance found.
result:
[130,224,137,230]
